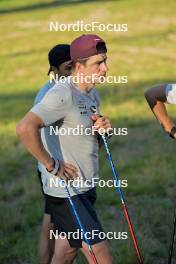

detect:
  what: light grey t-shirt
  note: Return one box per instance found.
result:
[166,84,176,104]
[31,78,100,197]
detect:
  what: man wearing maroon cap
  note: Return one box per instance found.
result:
[17,34,113,264]
[71,34,107,60]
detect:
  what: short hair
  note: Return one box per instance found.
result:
[71,57,89,70]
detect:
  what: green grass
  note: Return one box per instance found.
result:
[1,0,176,263]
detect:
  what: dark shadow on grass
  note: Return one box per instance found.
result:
[0,90,36,122]
[0,0,112,14]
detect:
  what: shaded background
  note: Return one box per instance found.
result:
[0,0,176,263]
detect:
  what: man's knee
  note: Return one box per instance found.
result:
[53,238,77,262]
[82,240,113,264]
[53,249,77,263]
[93,240,112,254]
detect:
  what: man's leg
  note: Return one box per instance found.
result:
[51,236,77,264]
[38,169,54,264]
[72,188,113,263]
[81,240,113,264]
[38,213,54,264]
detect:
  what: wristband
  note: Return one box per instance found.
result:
[46,158,60,175]
[169,126,176,139]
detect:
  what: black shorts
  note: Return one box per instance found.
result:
[45,188,106,248]
[38,170,52,215]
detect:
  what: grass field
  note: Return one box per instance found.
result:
[1,0,176,263]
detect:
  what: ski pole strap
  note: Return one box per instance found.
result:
[169,126,176,139]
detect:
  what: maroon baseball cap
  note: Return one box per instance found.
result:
[70,34,107,61]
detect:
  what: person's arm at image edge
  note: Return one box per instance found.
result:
[144,84,176,136]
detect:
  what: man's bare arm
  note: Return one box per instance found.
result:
[16,112,54,170]
[16,112,78,179]
[144,84,175,133]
